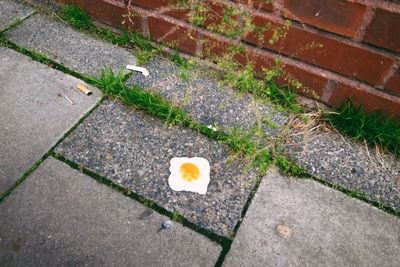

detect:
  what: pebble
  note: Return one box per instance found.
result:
[275,223,294,239]
[162,220,173,229]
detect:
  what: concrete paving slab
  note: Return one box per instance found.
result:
[286,129,400,211]
[224,168,400,267]
[55,99,259,237]
[0,0,34,32]
[0,157,221,266]
[0,47,101,193]
[126,57,287,137]
[5,13,135,77]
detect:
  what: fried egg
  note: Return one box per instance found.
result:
[168,157,210,194]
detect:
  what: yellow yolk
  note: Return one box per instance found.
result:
[180,163,200,182]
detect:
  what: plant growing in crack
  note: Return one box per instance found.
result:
[53,1,400,159]
[35,1,400,218]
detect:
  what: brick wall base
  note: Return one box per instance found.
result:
[53,0,400,119]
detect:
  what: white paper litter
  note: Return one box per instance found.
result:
[126,65,149,77]
[207,125,217,131]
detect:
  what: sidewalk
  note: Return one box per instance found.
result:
[0,1,399,266]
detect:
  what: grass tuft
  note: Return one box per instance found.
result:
[99,28,131,46]
[129,31,154,52]
[95,68,273,174]
[59,4,157,65]
[223,128,257,156]
[323,101,400,157]
[218,58,302,113]
[95,68,190,125]
[264,81,302,113]
[61,4,93,30]
[275,156,311,178]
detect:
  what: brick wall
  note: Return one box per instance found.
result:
[56,0,400,118]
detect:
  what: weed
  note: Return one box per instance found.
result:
[170,52,196,82]
[95,68,274,175]
[129,31,154,52]
[208,6,244,39]
[134,50,152,65]
[59,4,157,65]
[223,128,257,156]
[323,101,400,157]
[217,56,302,113]
[61,4,93,30]
[171,212,184,223]
[253,149,273,175]
[170,51,189,67]
[58,3,303,115]
[264,81,302,113]
[10,2,399,222]
[57,3,303,116]
[98,28,131,46]
[95,68,190,125]
[275,156,311,178]
[188,1,207,27]
[263,116,279,129]
[0,17,23,34]
[95,68,126,95]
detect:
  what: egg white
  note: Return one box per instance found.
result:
[168,157,210,194]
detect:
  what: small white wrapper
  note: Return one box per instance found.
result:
[207,125,218,131]
[126,65,149,76]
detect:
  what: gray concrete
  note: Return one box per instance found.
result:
[224,168,400,267]
[0,47,101,193]
[28,0,64,12]
[0,0,34,32]
[126,57,287,137]
[0,157,221,266]
[55,100,259,237]
[5,13,135,77]
[286,129,400,211]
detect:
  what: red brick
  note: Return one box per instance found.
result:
[283,0,367,38]
[237,47,275,73]
[179,0,231,29]
[123,7,145,32]
[231,0,274,12]
[55,0,143,31]
[363,8,400,53]
[251,0,274,12]
[126,0,188,19]
[199,1,242,38]
[164,8,190,20]
[231,0,248,4]
[128,1,242,39]
[279,64,327,99]
[202,34,272,71]
[245,49,327,99]
[244,14,395,86]
[80,0,142,30]
[203,0,229,27]
[147,16,198,54]
[204,38,326,99]
[128,0,175,10]
[202,34,237,60]
[203,33,329,99]
[385,70,400,95]
[328,82,400,119]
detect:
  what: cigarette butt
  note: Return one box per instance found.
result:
[76,84,92,95]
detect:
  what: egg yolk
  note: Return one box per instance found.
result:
[180,163,200,182]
